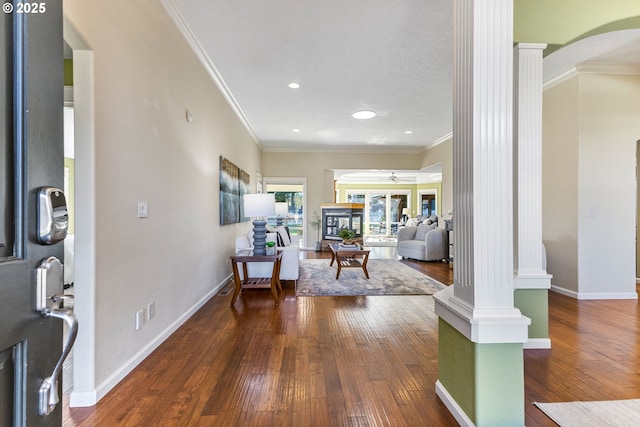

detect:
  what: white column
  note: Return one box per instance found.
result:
[434,0,529,344]
[513,43,552,289]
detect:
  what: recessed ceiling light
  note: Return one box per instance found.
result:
[292,129,300,133]
[405,130,413,134]
[288,82,300,89]
[352,110,376,120]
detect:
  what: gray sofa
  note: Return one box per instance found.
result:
[397,223,448,262]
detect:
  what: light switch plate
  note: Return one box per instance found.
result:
[135,310,144,330]
[137,201,148,218]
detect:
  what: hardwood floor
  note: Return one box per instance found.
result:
[64,250,640,426]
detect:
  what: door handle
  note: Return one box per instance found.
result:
[35,256,78,416]
[38,302,78,416]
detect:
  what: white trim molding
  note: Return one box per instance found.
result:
[550,285,638,300]
[435,380,475,427]
[160,0,260,147]
[90,276,231,406]
[434,287,530,344]
[524,338,552,350]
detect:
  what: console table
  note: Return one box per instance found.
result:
[229,251,282,305]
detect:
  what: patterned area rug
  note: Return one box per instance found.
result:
[534,399,640,426]
[296,259,447,296]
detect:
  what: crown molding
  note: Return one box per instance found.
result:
[161,0,261,147]
[262,145,426,154]
[576,62,640,75]
[428,132,453,149]
[544,62,640,91]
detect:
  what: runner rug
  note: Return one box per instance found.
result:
[296,259,447,296]
[534,399,640,426]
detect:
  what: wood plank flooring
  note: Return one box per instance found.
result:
[64,249,640,426]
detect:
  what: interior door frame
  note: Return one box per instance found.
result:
[418,188,439,217]
[262,177,307,248]
[63,18,98,407]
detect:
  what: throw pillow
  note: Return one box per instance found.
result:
[406,218,420,227]
[415,223,435,241]
[275,225,291,247]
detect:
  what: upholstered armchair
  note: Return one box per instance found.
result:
[396,223,448,262]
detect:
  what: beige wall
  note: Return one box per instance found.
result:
[577,73,639,296]
[542,77,580,293]
[262,150,424,244]
[65,0,260,396]
[421,136,453,217]
[542,72,640,297]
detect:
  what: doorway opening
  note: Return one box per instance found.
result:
[64,17,97,409]
[263,177,307,248]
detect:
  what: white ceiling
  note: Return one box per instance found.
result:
[170,0,452,152]
[167,1,640,183]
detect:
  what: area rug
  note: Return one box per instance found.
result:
[534,399,640,426]
[296,259,447,296]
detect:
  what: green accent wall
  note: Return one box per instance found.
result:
[514,1,640,56]
[64,59,73,86]
[439,319,525,426]
[335,182,442,217]
[514,289,549,339]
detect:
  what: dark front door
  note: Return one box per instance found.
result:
[1,2,65,426]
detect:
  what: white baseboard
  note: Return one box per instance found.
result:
[71,274,232,407]
[69,390,97,408]
[551,285,637,300]
[550,285,578,298]
[524,338,551,350]
[435,380,474,427]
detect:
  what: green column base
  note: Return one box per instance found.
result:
[514,288,549,346]
[438,318,525,427]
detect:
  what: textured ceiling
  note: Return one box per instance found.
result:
[165,0,640,166]
[169,0,452,152]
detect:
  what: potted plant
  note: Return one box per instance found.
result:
[338,228,356,244]
[310,211,322,251]
[265,241,276,256]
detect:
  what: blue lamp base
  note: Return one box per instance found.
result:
[252,219,268,256]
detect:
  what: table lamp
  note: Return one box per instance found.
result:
[275,202,288,226]
[243,193,275,255]
[401,207,409,222]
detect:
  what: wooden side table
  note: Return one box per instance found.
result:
[229,251,282,306]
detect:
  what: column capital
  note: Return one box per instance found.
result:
[514,42,547,51]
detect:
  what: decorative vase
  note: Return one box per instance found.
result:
[266,246,276,256]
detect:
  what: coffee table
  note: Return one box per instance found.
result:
[328,242,370,279]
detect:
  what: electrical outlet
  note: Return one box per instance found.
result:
[147,302,155,320]
[135,309,144,330]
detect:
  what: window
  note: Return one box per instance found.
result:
[347,190,410,236]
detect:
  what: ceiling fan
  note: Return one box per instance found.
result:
[383,172,414,183]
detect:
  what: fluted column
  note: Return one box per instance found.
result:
[434,1,530,425]
[514,43,549,282]
[435,0,529,343]
[513,43,552,349]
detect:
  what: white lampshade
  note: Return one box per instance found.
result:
[275,202,288,217]
[402,208,409,215]
[243,193,275,218]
